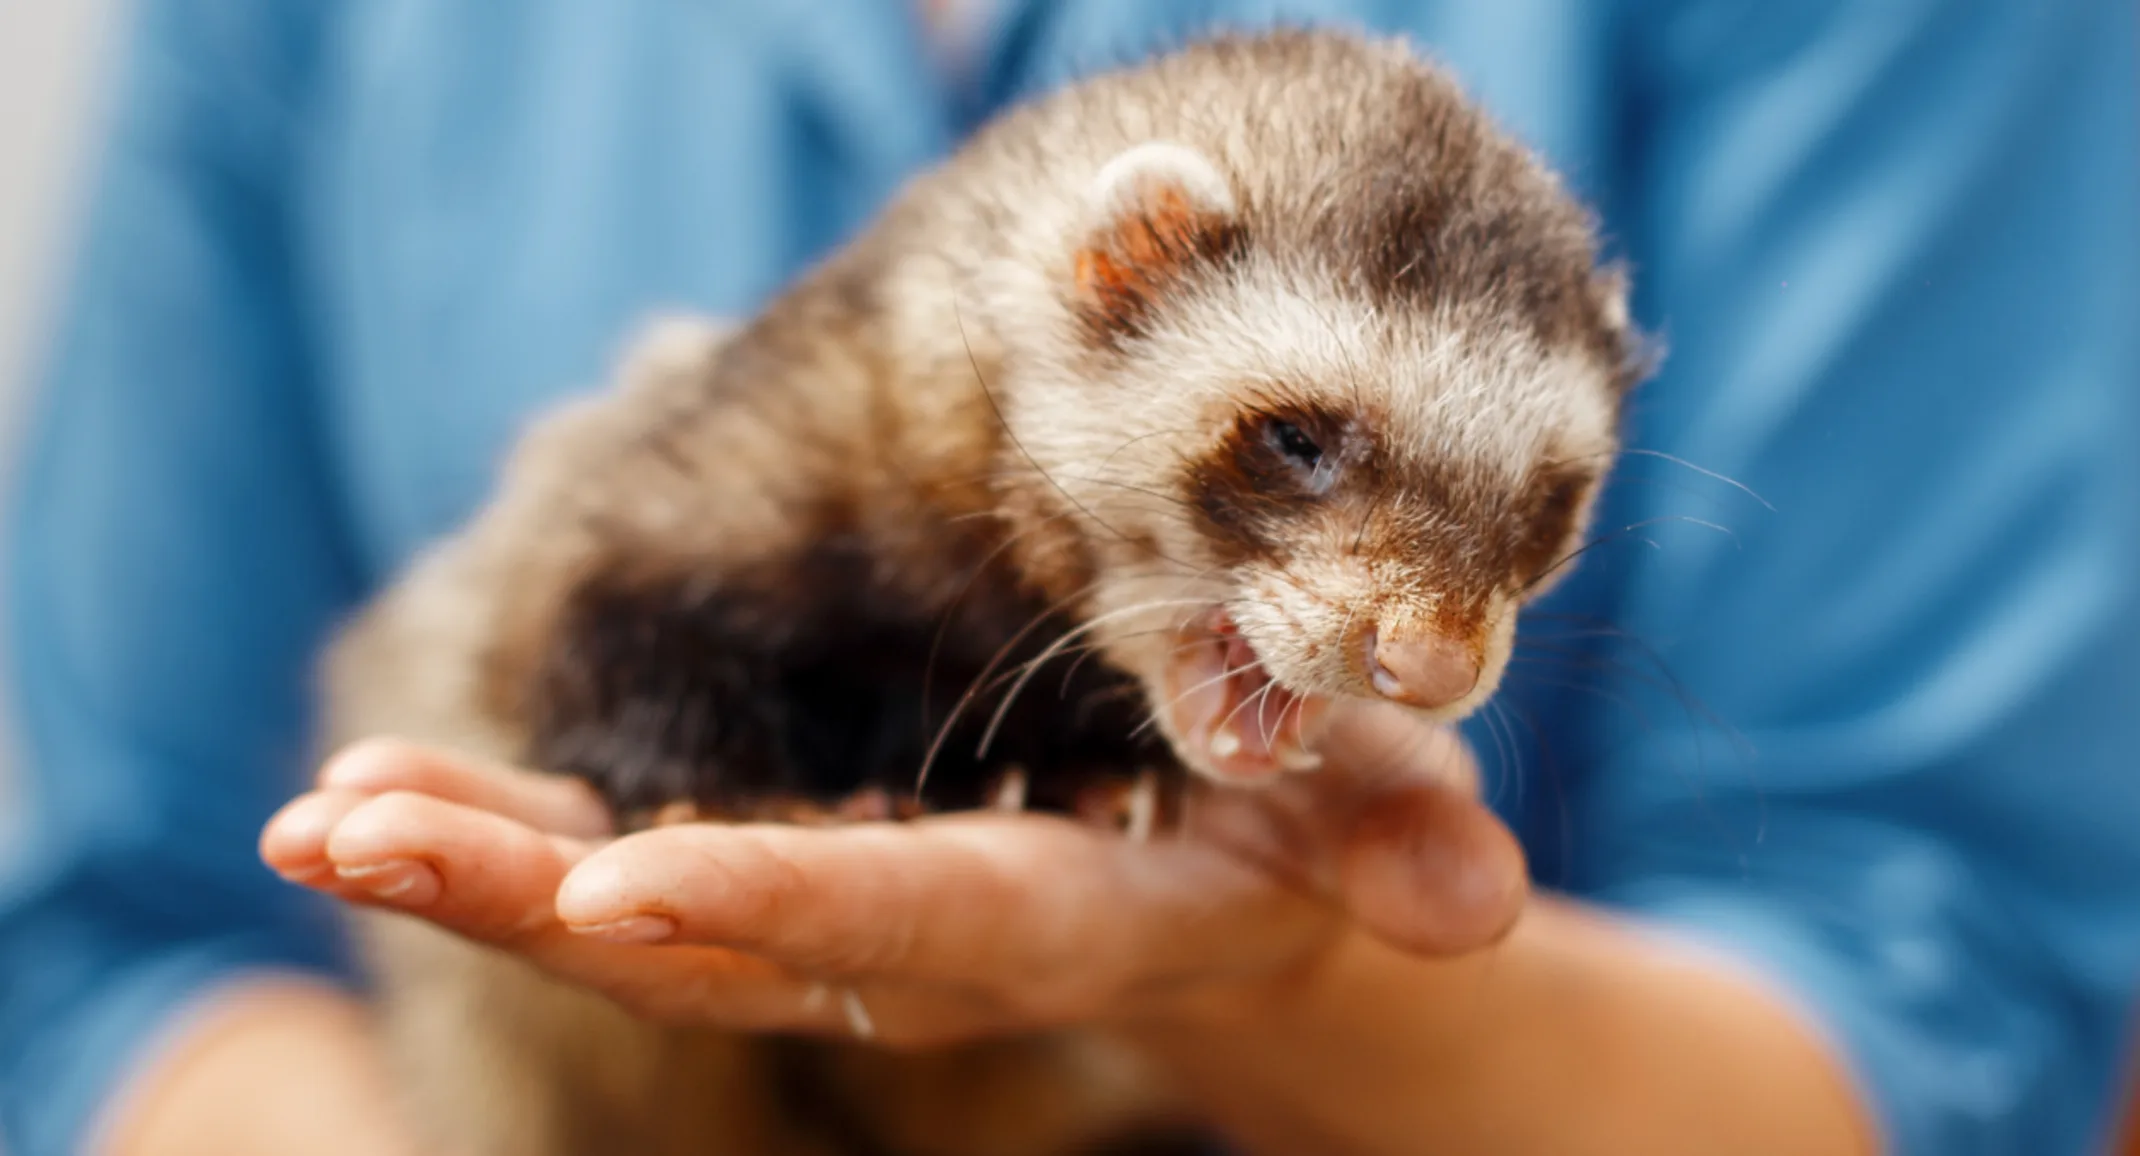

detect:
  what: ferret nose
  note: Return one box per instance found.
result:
[1365,627,1480,709]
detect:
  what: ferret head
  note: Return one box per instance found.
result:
[989,36,1648,783]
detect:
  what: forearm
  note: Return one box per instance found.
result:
[1130,896,1879,1156]
[106,979,421,1156]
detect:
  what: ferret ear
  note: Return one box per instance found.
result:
[1592,260,1661,394]
[1072,142,1245,342]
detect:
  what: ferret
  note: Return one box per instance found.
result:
[318,27,1648,1156]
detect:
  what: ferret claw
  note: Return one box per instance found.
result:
[834,787,894,822]
[653,800,702,827]
[840,988,877,1040]
[1125,769,1158,843]
[991,765,1029,813]
[1275,743,1324,773]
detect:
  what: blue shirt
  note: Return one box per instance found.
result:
[4,2,2136,1153]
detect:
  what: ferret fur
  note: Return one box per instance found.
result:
[318,28,1646,1156]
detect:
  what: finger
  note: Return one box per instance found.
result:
[317,737,614,838]
[1185,710,1523,957]
[320,790,827,1024]
[1308,709,1523,952]
[554,813,1325,1013]
[265,786,573,914]
[275,787,1010,1039]
[1335,776,1528,956]
[260,788,373,885]
[1180,707,1480,892]
[1310,701,1481,798]
[555,818,1067,972]
[314,792,849,1021]
[318,788,599,941]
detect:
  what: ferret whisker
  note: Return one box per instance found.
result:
[1510,646,1694,703]
[1243,678,1275,752]
[1513,619,1654,644]
[1283,687,1312,747]
[972,599,1218,760]
[1616,449,1774,511]
[942,565,1199,711]
[1047,569,1235,697]
[1471,698,1507,806]
[1483,698,1521,811]
[952,301,1145,552]
[920,506,1104,750]
[1132,652,1264,742]
[1580,472,1755,509]
[1096,427,1207,474]
[1513,652,1750,766]
[1513,621,1751,764]
[1019,625,1182,659]
[1049,626,1211,698]
[1635,512,1742,546]
[1254,678,1287,751]
[1481,694,1575,871]
[954,301,1216,578]
[965,596,1215,705]
[917,568,1131,794]
[1066,474,1199,514]
[1523,522,1664,593]
[1211,668,1279,741]
[1516,620,1729,714]
[1498,669,1656,733]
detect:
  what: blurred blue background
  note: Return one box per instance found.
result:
[0,3,2133,1154]
[0,1,120,861]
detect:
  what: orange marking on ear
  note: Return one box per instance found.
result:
[1073,181,1243,342]
[1074,249,1136,301]
[1074,248,1152,332]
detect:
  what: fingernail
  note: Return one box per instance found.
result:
[336,860,440,906]
[275,862,339,885]
[568,914,677,944]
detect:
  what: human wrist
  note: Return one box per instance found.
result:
[104,977,420,1156]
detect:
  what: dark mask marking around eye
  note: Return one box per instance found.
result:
[1182,400,1359,563]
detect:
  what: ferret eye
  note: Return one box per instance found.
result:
[1249,414,1343,497]
[1266,420,1324,470]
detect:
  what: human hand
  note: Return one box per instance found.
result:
[106,979,425,1156]
[260,702,1525,1046]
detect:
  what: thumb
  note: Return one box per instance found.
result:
[1188,701,1527,958]
[1313,704,1527,955]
